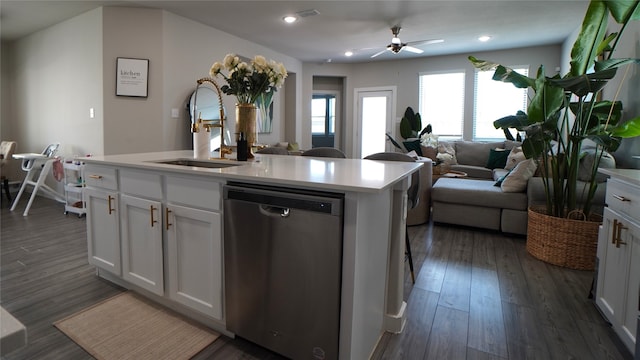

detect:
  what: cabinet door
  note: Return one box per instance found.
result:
[596,208,630,327]
[120,194,164,296]
[85,187,120,274]
[620,217,639,353]
[166,204,222,320]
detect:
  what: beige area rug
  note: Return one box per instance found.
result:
[54,292,219,360]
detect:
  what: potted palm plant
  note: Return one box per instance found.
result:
[469,0,640,269]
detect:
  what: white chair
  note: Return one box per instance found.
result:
[1,141,17,204]
[10,143,64,216]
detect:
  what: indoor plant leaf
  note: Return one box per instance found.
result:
[609,116,640,137]
[549,68,618,96]
[569,0,609,77]
[605,0,640,22]
[493,110,530,131]
[595,58,640,71]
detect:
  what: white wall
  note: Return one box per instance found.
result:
[102,7,164,155]
[1,7,103,183]
[161,11,302,150]
[303,45,560,157]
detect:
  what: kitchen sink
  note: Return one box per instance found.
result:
[149,158,241,169]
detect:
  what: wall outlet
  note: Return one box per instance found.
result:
[171,108,179,118]
[89,108,95,119]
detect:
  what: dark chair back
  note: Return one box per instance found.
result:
[256,147,289,155]
[364,152,420,209]
[301,147,346,158]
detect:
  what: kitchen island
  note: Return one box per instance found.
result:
[81,150,422,359]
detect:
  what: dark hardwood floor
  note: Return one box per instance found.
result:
[1,197,632,359]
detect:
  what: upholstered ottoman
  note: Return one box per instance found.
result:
[431,178,528,234]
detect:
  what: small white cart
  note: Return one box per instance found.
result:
[63,161,86,217]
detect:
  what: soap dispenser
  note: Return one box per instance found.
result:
[237,132,248,161]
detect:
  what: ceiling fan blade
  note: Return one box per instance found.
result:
[408,39,444,47]
[371,49,388,58]
[404,45,424,54]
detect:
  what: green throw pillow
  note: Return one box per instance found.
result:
[486,148,510,169]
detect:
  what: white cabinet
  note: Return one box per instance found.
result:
[165,174,224,320]
[85,164,121,275]
[119,169,164,296]
[120,194,164,296]
[596,176,640,354]
[84,165,224,320]
[167,204,222,319]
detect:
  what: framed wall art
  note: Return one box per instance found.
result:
[116,57,149,97]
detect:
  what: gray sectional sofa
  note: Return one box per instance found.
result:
[430,140,608,235]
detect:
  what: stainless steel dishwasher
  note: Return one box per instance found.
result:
[223,182,344,360]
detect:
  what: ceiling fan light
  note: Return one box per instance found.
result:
[283,15,298,23]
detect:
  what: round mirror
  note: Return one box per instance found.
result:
[188,85,232,149]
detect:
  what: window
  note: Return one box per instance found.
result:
[312,95,335,135]
[312,94,336,148]
[473,66,529,140]
[419,71,465,139]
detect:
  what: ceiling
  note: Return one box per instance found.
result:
[0,1,589,63]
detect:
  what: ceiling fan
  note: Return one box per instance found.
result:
[371,26,443,58]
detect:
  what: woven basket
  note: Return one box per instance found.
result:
[526,207,601,271]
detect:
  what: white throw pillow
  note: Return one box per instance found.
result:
[501,159,537,193]
[437,141,457,165]
[504,146,526,170]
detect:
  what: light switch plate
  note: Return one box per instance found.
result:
[171,108,179,118]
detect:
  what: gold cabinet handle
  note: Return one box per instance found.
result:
[612,194,631,202]
[150,205,158,227]
[615,220,628,248]
[107,195,115,215]
[165,208,172,230]
[89,174,103,180]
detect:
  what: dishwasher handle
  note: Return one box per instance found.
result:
[259,205,290,218]
[224,184,343,216]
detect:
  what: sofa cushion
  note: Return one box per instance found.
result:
[450,165,493,179]
[527,177,607,216]
[432,202,501,231]
[501,159,537,193]
[432,178,528,210]
[493,168,510,182]
[454,141,504,167]
[504,140,522,151]
[578,147,616,183]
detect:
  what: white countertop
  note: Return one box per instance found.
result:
[599,168,640,187]
[81,150,422,193]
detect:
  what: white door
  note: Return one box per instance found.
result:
[355,87,395,159]
[166,204,223,320]
[86,187,121,275]
[120,194,164,296]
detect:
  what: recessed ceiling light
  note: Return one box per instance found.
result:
[344,51,353,57]
[478,35,492,42]
[283,15,298,24]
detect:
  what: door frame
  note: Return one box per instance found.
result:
[353,86,397,159]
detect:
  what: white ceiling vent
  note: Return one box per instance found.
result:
[296,9,320,18]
